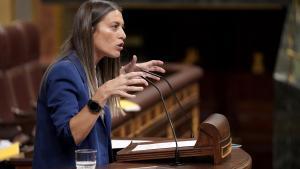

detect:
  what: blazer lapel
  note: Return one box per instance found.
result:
[67,51,110,132]
[67,51,88,84]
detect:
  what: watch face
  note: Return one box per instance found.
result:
[88,100,101,112]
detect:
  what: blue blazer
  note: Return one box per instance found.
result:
[33,51,112,169]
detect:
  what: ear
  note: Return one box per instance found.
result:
[92,26,95,33]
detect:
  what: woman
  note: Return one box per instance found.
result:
[33,1,165,169]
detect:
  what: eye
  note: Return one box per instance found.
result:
[111,23,119,30]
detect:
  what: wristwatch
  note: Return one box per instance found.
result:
[87,99,102,113]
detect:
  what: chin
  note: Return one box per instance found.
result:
[110,52,121,58]
[105,50,121,58]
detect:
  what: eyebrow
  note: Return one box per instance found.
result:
[112,21,125,27]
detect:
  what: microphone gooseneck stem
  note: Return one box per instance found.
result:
[138,67,194,138]
[141,76,181,165]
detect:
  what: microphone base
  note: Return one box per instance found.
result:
[170,161,184,166]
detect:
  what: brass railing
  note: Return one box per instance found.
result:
[111,63,203,138]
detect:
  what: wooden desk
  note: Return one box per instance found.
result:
[101,148,251,169]
[9,148,251,169]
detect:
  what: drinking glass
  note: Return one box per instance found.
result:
[75,149,96,169]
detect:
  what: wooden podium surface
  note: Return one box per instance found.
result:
[101,148,251,169]
[9,148,251,169]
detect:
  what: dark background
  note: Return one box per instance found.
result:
[122,5,286,169]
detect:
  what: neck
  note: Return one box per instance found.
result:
[93,49,104,66]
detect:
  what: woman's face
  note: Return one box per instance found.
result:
[93,10,126,60]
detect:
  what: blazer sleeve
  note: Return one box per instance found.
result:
[46,61,83,145]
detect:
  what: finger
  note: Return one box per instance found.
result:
[148,66,166,73]
[126,78,148,86]
[123,86,144,92]
[145,74,160,81]
[117,73,146,87]
[150,60,164,66]
[125,71,145,79]
[117,91,136,98]
[132,55,138,65]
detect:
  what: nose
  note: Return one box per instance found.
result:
[119,28,126,40]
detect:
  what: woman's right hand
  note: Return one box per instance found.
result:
[92,72,148,106]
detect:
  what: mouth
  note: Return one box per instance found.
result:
[116,42,124,50]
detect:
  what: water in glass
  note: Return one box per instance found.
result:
[76,161,96,169]
[75,149,96,169]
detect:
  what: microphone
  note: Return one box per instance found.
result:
[140,76,182,166]
[137,66,194,138]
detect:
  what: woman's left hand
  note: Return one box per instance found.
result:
[120,55,165,81]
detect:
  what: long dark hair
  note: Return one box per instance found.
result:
[60,0,123,116]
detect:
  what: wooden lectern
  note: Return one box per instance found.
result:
[117,113,232,164]
[8,114,252,169]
